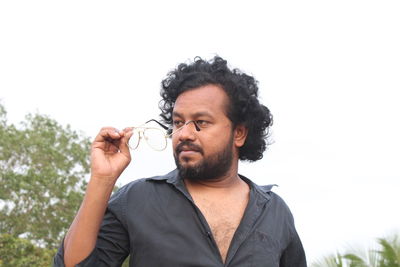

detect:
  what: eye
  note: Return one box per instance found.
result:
[173,120,184,128]
[195,120,209,127]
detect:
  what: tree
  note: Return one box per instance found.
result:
[311,234,400,267]
[0,102,91,249]
[0,234,56,267]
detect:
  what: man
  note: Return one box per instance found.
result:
[54,56,307,266]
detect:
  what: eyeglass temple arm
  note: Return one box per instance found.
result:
[186,120,201,131]
[170,120,201,135]
[146,119,201,132]
[145,119,169,130]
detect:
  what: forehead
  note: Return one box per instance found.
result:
[173,85,229,117]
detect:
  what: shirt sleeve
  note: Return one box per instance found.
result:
[53,188,130,267]
[279,230,307,267]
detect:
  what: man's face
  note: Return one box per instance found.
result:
[172,84,239,181]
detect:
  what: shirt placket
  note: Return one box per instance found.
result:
[224,190,269,266]
[167,176,270,267]
[168,178,225,265]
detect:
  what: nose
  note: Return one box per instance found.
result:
[175,121,199,141]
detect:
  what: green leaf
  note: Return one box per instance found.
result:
[0,103,90,249]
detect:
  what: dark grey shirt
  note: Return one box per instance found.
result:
[54,170,306,267]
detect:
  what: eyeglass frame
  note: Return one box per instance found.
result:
[127,119,201,151]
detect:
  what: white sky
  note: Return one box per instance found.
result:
[1,0,399,263]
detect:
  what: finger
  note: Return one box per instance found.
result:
[119,127,134,156]
[94,127,122,143]
[104,140,120,154]
[122,127,133,137]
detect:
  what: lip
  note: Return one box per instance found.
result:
[176,142,203,156]
[179,150,200,157]
[178,146,200,153]
[179,150,199,154]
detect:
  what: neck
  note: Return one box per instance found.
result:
[183,162,244,190]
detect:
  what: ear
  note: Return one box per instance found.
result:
[233,124,248,148]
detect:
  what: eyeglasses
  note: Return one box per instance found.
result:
[127,119,201,151]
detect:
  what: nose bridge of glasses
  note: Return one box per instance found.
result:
[169,120,200,137]
[134,128,144,138]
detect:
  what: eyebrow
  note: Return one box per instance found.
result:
[172,111,213,118]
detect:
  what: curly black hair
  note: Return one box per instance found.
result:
[159,56,273,162]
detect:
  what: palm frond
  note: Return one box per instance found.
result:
[342,253,369,267]
[311,253,344,267]
[377,235,400,267]
[311,234,400,267]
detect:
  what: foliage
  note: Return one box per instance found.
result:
[0,234,56,267]
[0,103,91,249]
[312,253,344,267]
[311,235,400,267]
[122,256,130,267]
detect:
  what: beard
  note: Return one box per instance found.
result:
[174,134,234,181]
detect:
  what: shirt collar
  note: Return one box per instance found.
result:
[145,169,180,184]
[147,169,276,201]
[146,169,191,200]
[239,174,276,201]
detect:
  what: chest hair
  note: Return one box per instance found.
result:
[192,194,248,263]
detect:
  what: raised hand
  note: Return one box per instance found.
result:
[90,127,133,183]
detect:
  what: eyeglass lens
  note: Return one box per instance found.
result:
[144,128,167,151]
[128,128,167,151]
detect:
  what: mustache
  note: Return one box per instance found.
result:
[175,141,203,154]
